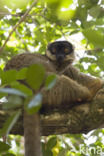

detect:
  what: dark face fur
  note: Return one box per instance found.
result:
[46,41,74,65]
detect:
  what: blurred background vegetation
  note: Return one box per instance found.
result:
[0,0,104,155]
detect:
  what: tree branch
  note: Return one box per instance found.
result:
[85,48,103,54]
[0,0,38,53]
[0,96,104,136]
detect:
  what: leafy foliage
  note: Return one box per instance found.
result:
[26,64,45,90]
[0,0,104,155]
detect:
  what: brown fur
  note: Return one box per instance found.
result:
[5,52,104,108]
[5,42,104,156]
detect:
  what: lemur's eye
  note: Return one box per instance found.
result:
[52,48,56,53]
[64,48,69,53]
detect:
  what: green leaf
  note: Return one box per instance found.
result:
[89,5,101,18]
[25,93,42,114]
[0,68,3,77]
[0,92,8,98]
[0,110,21,136]
[3,95,23,110]
[43,150,53,156]
[16,67,27,80]
[26,64,45,90]
[0,88,27,97]
[0,141,10,154]
[47,137,57,150]
[10,81,33,96]
[1,70,17,85]
[45,74,57,90]
[57,10,75,21]
[82,28,104,48]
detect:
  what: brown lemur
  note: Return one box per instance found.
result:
[5,41,104,107]
[4,41,104,156]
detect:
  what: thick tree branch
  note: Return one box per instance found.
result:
[0,96,104,136]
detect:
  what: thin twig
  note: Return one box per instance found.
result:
[0,0,38,53]
[85,48,103,54]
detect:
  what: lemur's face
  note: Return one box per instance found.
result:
[46,41,74,65]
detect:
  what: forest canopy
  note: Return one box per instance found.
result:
[0,0,104,156]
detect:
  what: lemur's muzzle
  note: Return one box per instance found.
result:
[56,54,65,64]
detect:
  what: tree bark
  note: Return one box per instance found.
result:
[24,112,42,156]
[0,95,104,136]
